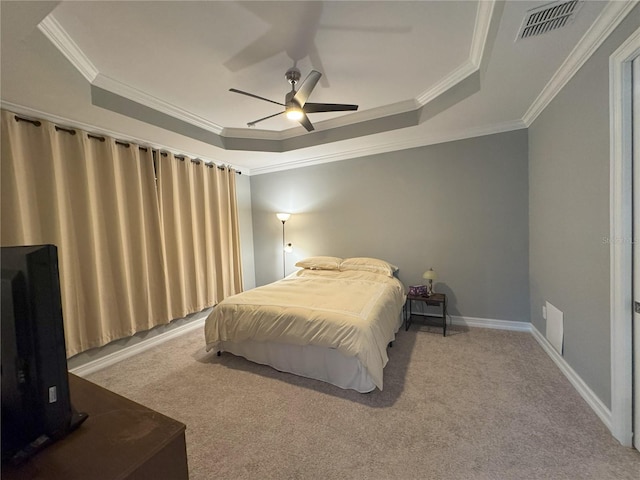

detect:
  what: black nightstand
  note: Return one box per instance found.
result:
[404,293,448,336]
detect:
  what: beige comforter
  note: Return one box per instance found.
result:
[205,268,406,390]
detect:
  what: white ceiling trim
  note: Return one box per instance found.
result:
[93,74,225,135]
[415,0,494,106]
[37,15,99,83]
[522,0,638,126]
[249,119,527,175]
[415,60,477,106]
[0,100,244,173]
[3,99,525,178]
[469,0,497,66]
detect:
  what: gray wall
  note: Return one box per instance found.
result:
[250,129,530,323]
[529,5,640,409]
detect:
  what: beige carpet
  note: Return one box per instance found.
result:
[86,324,640,480]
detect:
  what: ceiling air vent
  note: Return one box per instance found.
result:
[517,0,582,40]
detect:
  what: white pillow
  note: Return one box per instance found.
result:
[339,257,398,277]
[295,256,343,270]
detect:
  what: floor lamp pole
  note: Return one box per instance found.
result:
[276,213,291,278]
[281,220,286,278]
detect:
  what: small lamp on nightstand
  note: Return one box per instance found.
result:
[422,268,437,296]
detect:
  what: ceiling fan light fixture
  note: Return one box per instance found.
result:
[286,107,304,121]
[230,68,357,132]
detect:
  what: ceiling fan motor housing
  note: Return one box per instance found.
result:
[285,67,301,86]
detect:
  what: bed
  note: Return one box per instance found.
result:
[204,256,406,392]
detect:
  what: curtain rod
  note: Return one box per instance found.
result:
[14,115,41,127]
[13,114,240,174]
[51,121,139,150]
[158,151,232,171]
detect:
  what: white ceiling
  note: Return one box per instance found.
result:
[1,1,632,174]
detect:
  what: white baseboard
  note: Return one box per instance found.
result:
[450,315,533,332]
[69,314,207,378]
[449,316,613,434]
[530,324,613,431]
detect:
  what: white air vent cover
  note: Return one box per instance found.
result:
[517,0,582,40]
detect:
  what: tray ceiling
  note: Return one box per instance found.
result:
[1,1,630,173]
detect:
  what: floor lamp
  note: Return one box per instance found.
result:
[276,213,291,277]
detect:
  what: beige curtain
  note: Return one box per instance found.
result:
[156,152,243,320]
[1,110,169,356]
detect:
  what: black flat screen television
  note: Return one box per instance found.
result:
[1,244,87,465]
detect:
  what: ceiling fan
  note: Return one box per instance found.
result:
[229,67,358,132]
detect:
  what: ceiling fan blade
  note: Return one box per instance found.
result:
[292,70,322,107]
[298,112,315,132]
[247,111,285,127]
[303,103,359,113]
[229,88,285,107]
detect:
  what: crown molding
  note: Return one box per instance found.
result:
[0,101,246,174]
[415,0,494,106]
[2,100,525,178]
[415,60,477,106]
[93,74,224,135]
[37,14,99,82]
[221,126,282,140]
[522,0,639,126]
[470,0,496,66]
[250,119,526,175]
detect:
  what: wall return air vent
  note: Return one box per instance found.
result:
[517,0,582,40]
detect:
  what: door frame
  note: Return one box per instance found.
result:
[609,26,640,447]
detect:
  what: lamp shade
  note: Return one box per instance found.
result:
[276,213,291,222]
[422,268,437,281]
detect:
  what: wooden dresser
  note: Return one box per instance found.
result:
[2,374,189,480]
